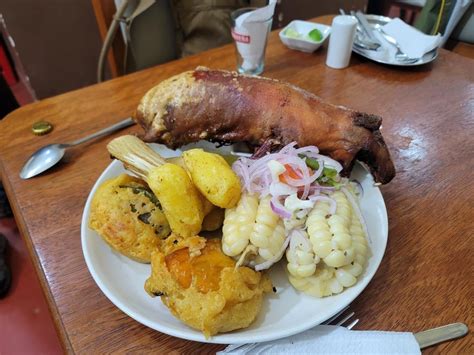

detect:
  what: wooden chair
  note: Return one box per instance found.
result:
[91,0,179,82]
[91,0,125,78]
[389,0,425,24]
[445,39,474,59]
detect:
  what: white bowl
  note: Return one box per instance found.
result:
[279,20,331,53]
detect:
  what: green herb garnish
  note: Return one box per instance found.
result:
[119,184,162,209]
[298,154,340,187]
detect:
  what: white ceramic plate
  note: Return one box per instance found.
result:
[81,142,388,344]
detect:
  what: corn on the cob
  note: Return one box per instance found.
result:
[288,188,370,297]
[286,230,318,278]
[222,193,286,269]
[222,193,259,257]
[250,196,286,261]
[306,191,355,268]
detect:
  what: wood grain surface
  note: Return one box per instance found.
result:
[0,16,473,354]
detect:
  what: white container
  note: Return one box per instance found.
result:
[326,15,357,69]
[279,20,331,53]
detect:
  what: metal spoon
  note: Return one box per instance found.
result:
[352,11,381,49]
[377,28,419,63]
[20,117,134,179]
[340,9,379,51]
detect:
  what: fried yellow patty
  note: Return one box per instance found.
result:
[145,235,272,337]
[89,174,171,262]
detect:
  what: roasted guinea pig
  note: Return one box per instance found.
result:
[144,235,272,337]
[135,67,395,184]
[89,174,171,262]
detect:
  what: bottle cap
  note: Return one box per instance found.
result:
[31,121,53,136]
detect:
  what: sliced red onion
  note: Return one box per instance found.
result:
[305,185,336,193]
[308,194,337,215]
[262,170,272,187]
[269,182,297,196]
[295,145,319,155]
[306,157,325,191]
[277,156,317,199]
[247,152,284,175]
[232,159,250,191]
[254,234,291,271]
[284,193,315,211]
[313,154,343,173]
[341,187,371,244]
[270,196,292,219]
[231,141,344,203]
[279,155,323,185]
[267,159,286,182]
[278,142,298,154]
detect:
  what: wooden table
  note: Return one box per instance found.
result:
[1,16,473,354]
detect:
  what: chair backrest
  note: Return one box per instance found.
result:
[92,0,125,78]
[92,0,178,78]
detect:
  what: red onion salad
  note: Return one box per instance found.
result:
[232,142,343,220]
[232,142,367,271]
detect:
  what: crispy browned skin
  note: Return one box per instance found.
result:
[135,68,395,184]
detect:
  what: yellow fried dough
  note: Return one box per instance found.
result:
[145,235,272,337]
[89,174,170,262]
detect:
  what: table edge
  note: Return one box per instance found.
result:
[0,159,74,354]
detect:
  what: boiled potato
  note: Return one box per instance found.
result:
[201,206,225,232]
[183,149,241,209]
[148,163,204,238]
[166,156,187,170]
[201,196,215,216]
[167,156,215,217]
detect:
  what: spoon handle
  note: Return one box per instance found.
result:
[69,118,135,146]
[414,323,468,349]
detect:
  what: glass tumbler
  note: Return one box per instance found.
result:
[231,7,273,75]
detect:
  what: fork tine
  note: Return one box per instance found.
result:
[346,318,359,330]
[322,306,350,325]
[335,311,355,326]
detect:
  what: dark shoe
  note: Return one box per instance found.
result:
[0,233,12,298]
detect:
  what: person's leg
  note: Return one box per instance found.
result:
[0,233,11,297]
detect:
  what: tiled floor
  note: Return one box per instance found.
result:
[0,217,62,354]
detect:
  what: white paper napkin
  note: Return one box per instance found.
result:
[218,325,421,354]
[381,18,442,58]
[233,0,277,71]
